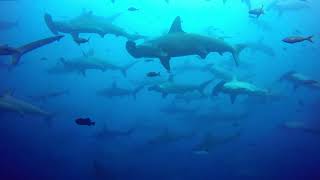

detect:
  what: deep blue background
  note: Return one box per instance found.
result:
[1,0,320,179]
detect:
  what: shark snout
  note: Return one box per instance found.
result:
[126,41,140,58]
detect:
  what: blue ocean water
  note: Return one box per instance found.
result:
[0,0,320,179]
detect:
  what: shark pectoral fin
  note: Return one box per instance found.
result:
[44,13,59,35]
[71,33,80,40]
[11,52,22,65]
[80,70,86,77]
[198,49,208,59]
[159,56,171,72]
[230,94,237,104]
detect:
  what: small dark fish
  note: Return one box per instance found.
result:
[73,37,90,45]
[146,72,160,77]
[144,59,154,62]
[128,7,139,11]
[248,6,264,18]
[40,57,48,61]
[75,118,95,126]
[282,36,313,44]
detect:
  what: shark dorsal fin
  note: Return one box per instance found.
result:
[59,57,67,65]
[168,16,185,34]
[112,81,117,88]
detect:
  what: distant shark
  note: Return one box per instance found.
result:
[0,35,64,65]
[0,91,54,124]
[192,132,241,155]
[172,62,214,74]
[93,124,136,140]
[47,56,138,77]
[174,92,208,103]
[160,103,197,115]
[148,77,213,98]
[281,121,320,135]
[223,0,251,10]
[147,128,194,145]
[44,11,144,42]
[267,0,309,16]
[250,18,272,31]
[97,81,144,99]
[279,71,320,91]
[192,107,249,124]
[207,64,254,82]
[212,78,269,104]
[28,90,69,102]
[126,16,246,71]
[246,38,275,57]
[0,20,18,31]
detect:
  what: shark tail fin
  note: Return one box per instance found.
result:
[11,52,22,65]
[307,36,313,43]
[198,79,213,95]
[59,57,67,65]
[126,41,142,59]
[232,44,247,67]
[12,35,64,65]
[132,85,144,99]
[126,127,136,136]
[44,13,59,35]
[121,61,139,77]
[212,80,226,96]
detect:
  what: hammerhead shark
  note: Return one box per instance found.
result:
[28,90,69,102]
[97,81,144,99]
[219,0,252,10]
[126,16,246,71]
[93,124,136,141]
[147,128,195,145]
[48,56,138,77]
[44,11,144,42]
[0,35,64,66]
[279,71,320,91]
[148,77,213,98]
[192,132,241,154]
[212,78,269,104]
[246,38,275,57]
[267,0,309,16]
[160,102,198,115]
[281,121,320,135]
[0,91,54,125]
